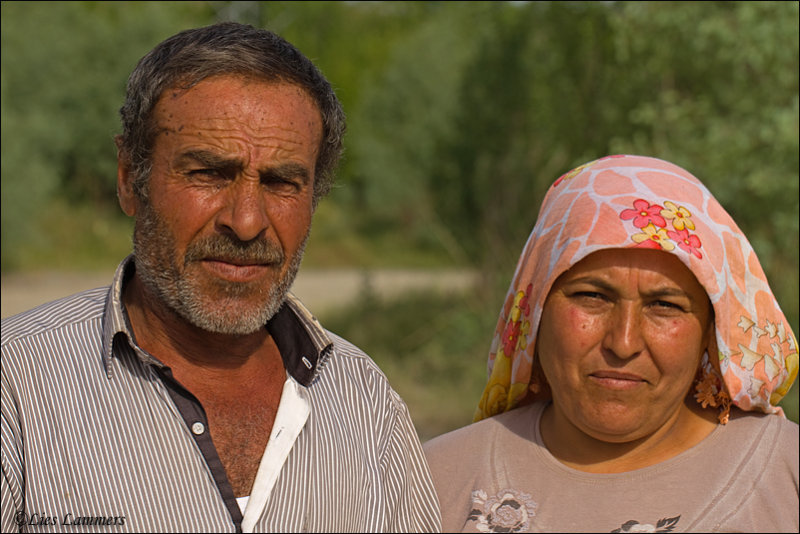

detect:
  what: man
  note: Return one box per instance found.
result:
[1,22,441,533]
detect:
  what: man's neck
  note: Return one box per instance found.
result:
[122,273,279,381]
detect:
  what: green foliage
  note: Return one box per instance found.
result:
[780,383,799,425]
[1,0,214,270]
[321,287,498,440]
[2,1,797,434]
[324,289,800,440]
[350,0,798,333]
[607,1,800,341]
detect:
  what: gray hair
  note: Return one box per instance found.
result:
[117,21,345,206]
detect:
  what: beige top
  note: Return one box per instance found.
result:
[424,402,798,533]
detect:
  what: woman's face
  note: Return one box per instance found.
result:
[537,248,713,443]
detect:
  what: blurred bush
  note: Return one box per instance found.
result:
[2,1,797,434]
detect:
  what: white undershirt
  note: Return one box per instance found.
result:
[241,376,310,533]
[236,496,249,515]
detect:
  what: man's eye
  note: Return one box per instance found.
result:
[262,176,301,193]
[189,168,221,177]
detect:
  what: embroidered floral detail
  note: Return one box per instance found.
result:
[611,515,681,533]
[553,162,592,187]
[660,201,695,231]
[476,284,534,420]
[764,320,778,339]
[631,223,675,251]
[552,155,625,187]
[621,199,666,229]
[666,228,702,259]
[502,285,532,356]
[694,362,732,424]
[468,489,537,533]
[621,199,703,257]
[737,315,756,332]
[730,313,799,406]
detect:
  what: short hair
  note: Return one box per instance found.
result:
[117,21,345,206]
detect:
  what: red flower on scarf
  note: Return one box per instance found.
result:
[518,284,532,317]
[620,199,666,229]
[502,320,522,356]
[501,283,533,356]
[667,228,703,259]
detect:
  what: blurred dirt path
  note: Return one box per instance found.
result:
[1,268,478,319]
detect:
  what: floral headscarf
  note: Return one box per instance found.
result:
[475,155,797,423]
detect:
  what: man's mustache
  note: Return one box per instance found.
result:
[184,235,285,265]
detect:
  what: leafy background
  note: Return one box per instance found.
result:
[2,1,797,438]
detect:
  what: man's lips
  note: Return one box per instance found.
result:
[589,371,647,389]
[200,258,275,282]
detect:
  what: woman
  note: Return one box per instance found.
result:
[424,155,798,533]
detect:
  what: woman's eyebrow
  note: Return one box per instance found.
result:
[563,276,616,292]
[565,276,691,299]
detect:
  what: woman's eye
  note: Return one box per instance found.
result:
[572,291,608,301]
[651,300,685,312]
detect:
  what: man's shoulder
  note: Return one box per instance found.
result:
[321,330,389,381]
[1,287,108,348]
[311,329,409,409]
[325,330,371,360]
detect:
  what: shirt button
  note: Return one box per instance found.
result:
[191,422,205,435]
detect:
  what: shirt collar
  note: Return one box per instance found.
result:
[101,255,333,386]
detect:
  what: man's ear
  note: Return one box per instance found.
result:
[116,137,138,217]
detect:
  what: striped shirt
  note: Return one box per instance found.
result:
[1,257,442,532]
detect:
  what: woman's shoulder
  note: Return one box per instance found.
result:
[718,408,798,470]
[424,402,544,460]
[725,407,799,437]
[705,410,799,532]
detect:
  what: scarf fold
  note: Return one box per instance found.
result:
[475,155,797,423]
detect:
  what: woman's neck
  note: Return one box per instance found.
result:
[539,399,719,473]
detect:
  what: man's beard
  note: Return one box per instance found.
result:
[132,203,306,335]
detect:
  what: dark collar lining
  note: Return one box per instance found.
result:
[109,256,322,386]
[266,303,320,386]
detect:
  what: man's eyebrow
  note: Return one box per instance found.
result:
[176,150,242,170]
[261,162,312,184]
[175,150,312,184]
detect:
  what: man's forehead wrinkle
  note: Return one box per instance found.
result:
[178,149,242,168]
[162,119,309,149]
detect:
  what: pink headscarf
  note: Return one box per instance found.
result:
[475,155,797,423]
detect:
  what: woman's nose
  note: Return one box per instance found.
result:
[603,302,645,360]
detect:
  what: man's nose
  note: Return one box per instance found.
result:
[216,180,270,242]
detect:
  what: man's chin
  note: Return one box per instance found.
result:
[179,276,293,334]
[180,301,280,336]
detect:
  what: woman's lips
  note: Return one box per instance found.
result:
[589,371,647,390]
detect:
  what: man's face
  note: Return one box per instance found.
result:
[121,76,322,335]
